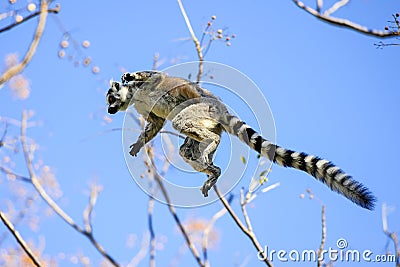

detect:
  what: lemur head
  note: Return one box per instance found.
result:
[106,71,163,114]
[106,81,132,114]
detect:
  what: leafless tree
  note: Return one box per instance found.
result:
[0,1,397,266]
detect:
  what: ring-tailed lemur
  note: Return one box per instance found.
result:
[106,71,376,210]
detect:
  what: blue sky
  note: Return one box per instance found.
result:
[0,0,399,266]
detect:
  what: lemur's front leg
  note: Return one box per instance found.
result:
[130,113,165,156]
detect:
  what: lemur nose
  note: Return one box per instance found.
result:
[108,106,118,114]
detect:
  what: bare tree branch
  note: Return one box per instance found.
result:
[0,6,59,34]
[152,52,160,71]
[0,165,31,182]
[292,0,398,38]
[316,0,323,13]
[148,196,156,267]
[20,111,121,267]
[202,198,230,267]
[382,203,400,267]
[324,0,348,16]
[127,232,150,267]
[0,210,42,267]
[240,189,254,233]
[214,186,273,267]
[147,151,205,267]
[317,205,326,267]
[83,183,101,233]
[375,41,400,48]
[177,0,203,82]
[0,197,35,246]
[0,1,57,86]
[0,122,8,147]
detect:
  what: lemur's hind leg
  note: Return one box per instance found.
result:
[178,137,221,197]
[172,103,223,197]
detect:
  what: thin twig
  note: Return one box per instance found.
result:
[0,1,54,86]
[214,186,273,267]
[148,196,156,267]
[160,130,185,140]
[152,53,159,71]
[202,199,231,267]
[83,184,101,233]
[241,182,280,207]
[317,205,326,267]
[324,0,349,16]
[79,127,139,143]
[0,165,31,182]
[316,0,323,13]
[0,210,42,267]
[0,122,8,147]
[292,0,397,38]
[21,112,82,232]
[382,203,400,266]
[374,41,400,48]
[127,232,150,267]
[176,0,203,82]
[0,197,35,245]
[240,189,253,233]
[20,111,120,267]
[148,155,204,267]
[0,6,59,34]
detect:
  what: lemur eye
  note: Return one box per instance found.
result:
[107,95,117,104]
[114,83,120,90]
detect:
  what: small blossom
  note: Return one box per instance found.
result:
[60,40,69,48]
[27,3,36,12]
[82,40,90,48]
[5,53,19,68]
[83,57,91,66]
[92,66,100,74]
[15,14,23,23]
[9,74,30,99]
[58,50,66,58]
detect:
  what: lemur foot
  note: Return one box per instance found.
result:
[200,166,221,197]
[129,141,143,157]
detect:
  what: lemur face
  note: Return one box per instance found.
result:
[106,81,131,114]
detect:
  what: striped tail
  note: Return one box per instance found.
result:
[221,114,376,210]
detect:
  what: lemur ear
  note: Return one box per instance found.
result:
[109,79,114,87]
[122,72,134,83]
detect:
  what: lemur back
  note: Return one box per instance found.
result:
[106,71,376,210]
